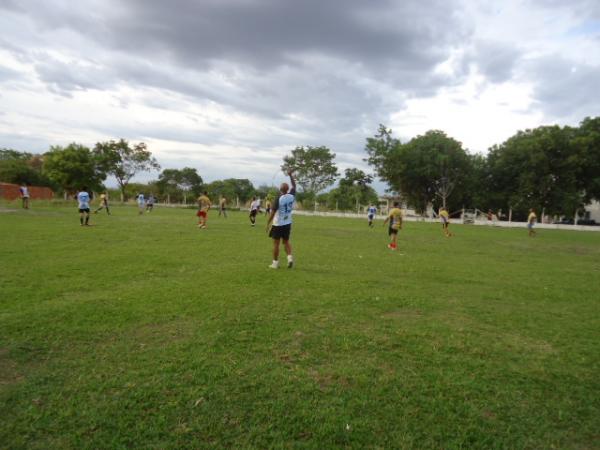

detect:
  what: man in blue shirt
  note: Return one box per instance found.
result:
[367,204,377,227]
[266,171,296,269]
[77,187,91,226]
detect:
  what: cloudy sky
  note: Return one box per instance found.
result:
[1,0,599,190]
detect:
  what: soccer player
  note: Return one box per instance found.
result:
[218,197,227,218]
[527,208,537,237]
[136,193,145,215]
[249,196,260,226]
[77,187,91,226]
[264,198,272,216]
[266,171,296,269]
[440,207,451,237]
[197,191,211,228]
[19,184,30,209]
[367,204,377,227]
[94,192,110,215]
[146,194,155,212]
[382,202,402,250]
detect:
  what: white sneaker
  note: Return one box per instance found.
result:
[287,259,294,269]
[268,262,279,269]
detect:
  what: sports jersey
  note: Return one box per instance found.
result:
[266,200,271,209]
[220,198,226,207]
[99,194,107,204]
[388,207,403,230]
[528,212,536,224]
[137,194,145,205]
[272,188,295,226]
[20,186,30,198]
[367,206,376,216]
[147,195,155,205]
[198,195,211,211]
[77,191,90,209]
[250,200,260,211]
[440,210,449,222]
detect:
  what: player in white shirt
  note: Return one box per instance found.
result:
[136,193,145,215]
[367,204,377,227]
[266,171,296,269]
[77,187,91,226]
[19,184,30,209]
[249,197,260,226]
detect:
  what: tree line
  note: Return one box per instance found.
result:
[1,116,598,218]
[366,117,600,220]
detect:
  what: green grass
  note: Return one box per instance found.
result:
[1,204,599,449]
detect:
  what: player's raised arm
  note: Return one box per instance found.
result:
[288,170,296,194]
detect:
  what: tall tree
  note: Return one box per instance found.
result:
[156,167,203,203]
[94,139,160,201]
[282,145,339,195]
[574,116,600,202]
[328,168,378,210]
[365,127,472,213]
[0,149,55,187]
[43,144,106,194]
[487,125,584,218]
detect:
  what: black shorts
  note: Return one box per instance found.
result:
[270,224,291,240]
[79,208,90,213]
[250,210,258,217]
[388,225,398,236]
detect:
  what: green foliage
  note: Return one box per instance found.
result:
[0,149,55,188]
[205,178,256,204]
[575,116,600,202]
[1,206,599,448]
[94,139,160,201]
[43,143,106,193]
[156,168,203,203]
[327,168,378,210]
[365,128,472,213]
[487,126,584,218]
[282,145,339,194]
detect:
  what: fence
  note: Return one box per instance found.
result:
[0,183,54,200]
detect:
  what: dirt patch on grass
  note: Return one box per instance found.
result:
[0,347,24,386]
[381,308,423,320]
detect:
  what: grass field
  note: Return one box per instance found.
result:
[1,203,599,449]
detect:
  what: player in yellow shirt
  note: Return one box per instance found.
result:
[439,207,451,237]
[527,208,537,237]
[382,202,402,250]
[94,192,110,215]
[218,197,227,218]
[196,191,211,229]
[265,198,272,216]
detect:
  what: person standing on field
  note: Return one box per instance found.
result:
[440,207,452,237]
[146,194,155,212]
[218,197,227,218]
[19,184,30,209]
[367,204,377,227]
[266,171,296,269]
[94,192,110,215]
[77,187,91,226]
[383,201,402,250]
[197,191,211,228]
[265,198,272,216]
[527,208,537,237]
[136,193,145,215]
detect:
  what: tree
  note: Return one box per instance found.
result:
[364,124,402,187]
[575,116,600,202]
[156,167,203,203]
[205,178,256,205]
[0,149,55,187]
[487,125,585,219]
[43,144,106,194]
[282,145,339,195]
[365,127,472,213]
[94,139,160,201]
[327,168,378,211]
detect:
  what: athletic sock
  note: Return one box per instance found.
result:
[80,217,83,225]
[287,255,293,262]
[85,217,89,225]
